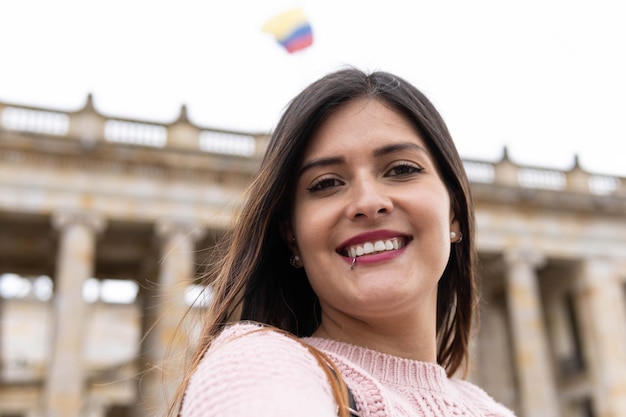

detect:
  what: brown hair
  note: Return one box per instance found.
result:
[169,67,477,415]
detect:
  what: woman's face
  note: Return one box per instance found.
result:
[289,98,460,323]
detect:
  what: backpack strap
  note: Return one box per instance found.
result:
[346,385,359,417]
[329,366,359,417]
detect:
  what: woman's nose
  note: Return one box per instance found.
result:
[345,177,393,220]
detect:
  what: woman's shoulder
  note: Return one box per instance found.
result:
[181,322,337,417]
[210,321,271,346]
[450,378,517,417]
[209,321,315,359]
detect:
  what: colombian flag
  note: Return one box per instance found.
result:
[262,8,314,54]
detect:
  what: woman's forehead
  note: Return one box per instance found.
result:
[301,98,427,160]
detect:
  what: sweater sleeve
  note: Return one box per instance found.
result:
[180,323,339,417]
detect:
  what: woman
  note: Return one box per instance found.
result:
[173,68,515,417]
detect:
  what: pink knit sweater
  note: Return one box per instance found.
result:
[181,323,515,417]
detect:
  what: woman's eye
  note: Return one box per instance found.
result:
[387,163,423,177]
[307,177,342,192]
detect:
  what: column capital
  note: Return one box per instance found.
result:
[52,210,107,233]
[576,255,621,289]
[503,247,546,269]
[580,254,619,267]
[155,218,205,242]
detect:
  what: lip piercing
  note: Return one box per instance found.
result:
[351,257,357,270]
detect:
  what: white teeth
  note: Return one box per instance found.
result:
[344,238,405,258]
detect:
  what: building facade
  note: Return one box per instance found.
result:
[0,97,625,417]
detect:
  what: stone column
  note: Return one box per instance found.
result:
[140,219,204,416]
[476,292,517,410]
[574,257,626,417]
[544,289,579,374]
[44,211,106,417]
[504,249,560,417]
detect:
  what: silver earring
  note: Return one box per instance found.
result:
[290,255,302,268]
[451,232,463,243]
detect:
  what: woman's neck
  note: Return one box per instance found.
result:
[311,310,438,362]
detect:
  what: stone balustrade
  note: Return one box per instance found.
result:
[0,96,268,158]
[1,96,623,198]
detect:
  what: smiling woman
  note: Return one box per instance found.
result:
[170,68,516,417]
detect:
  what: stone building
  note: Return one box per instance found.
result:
[0,97,624,417]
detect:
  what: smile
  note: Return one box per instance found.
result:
[343,237,407,258]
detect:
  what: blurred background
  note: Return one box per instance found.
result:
[1,1,625,417]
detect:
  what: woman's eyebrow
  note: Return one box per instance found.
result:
[372,142,428,157]
[299,143,428,177]
[299,156,345,177]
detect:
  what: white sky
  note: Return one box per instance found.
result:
[1,0,625,176]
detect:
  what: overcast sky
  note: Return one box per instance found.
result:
[1,0,625,176]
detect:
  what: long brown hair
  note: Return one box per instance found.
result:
[169,67,477,415]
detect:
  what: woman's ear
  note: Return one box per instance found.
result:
[280,219,303,268]
[449,212,461,243]
[279,220,297,249]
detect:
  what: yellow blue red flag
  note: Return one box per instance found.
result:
[262,7,313,54]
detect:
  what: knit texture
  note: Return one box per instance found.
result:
[181,323,516,417]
